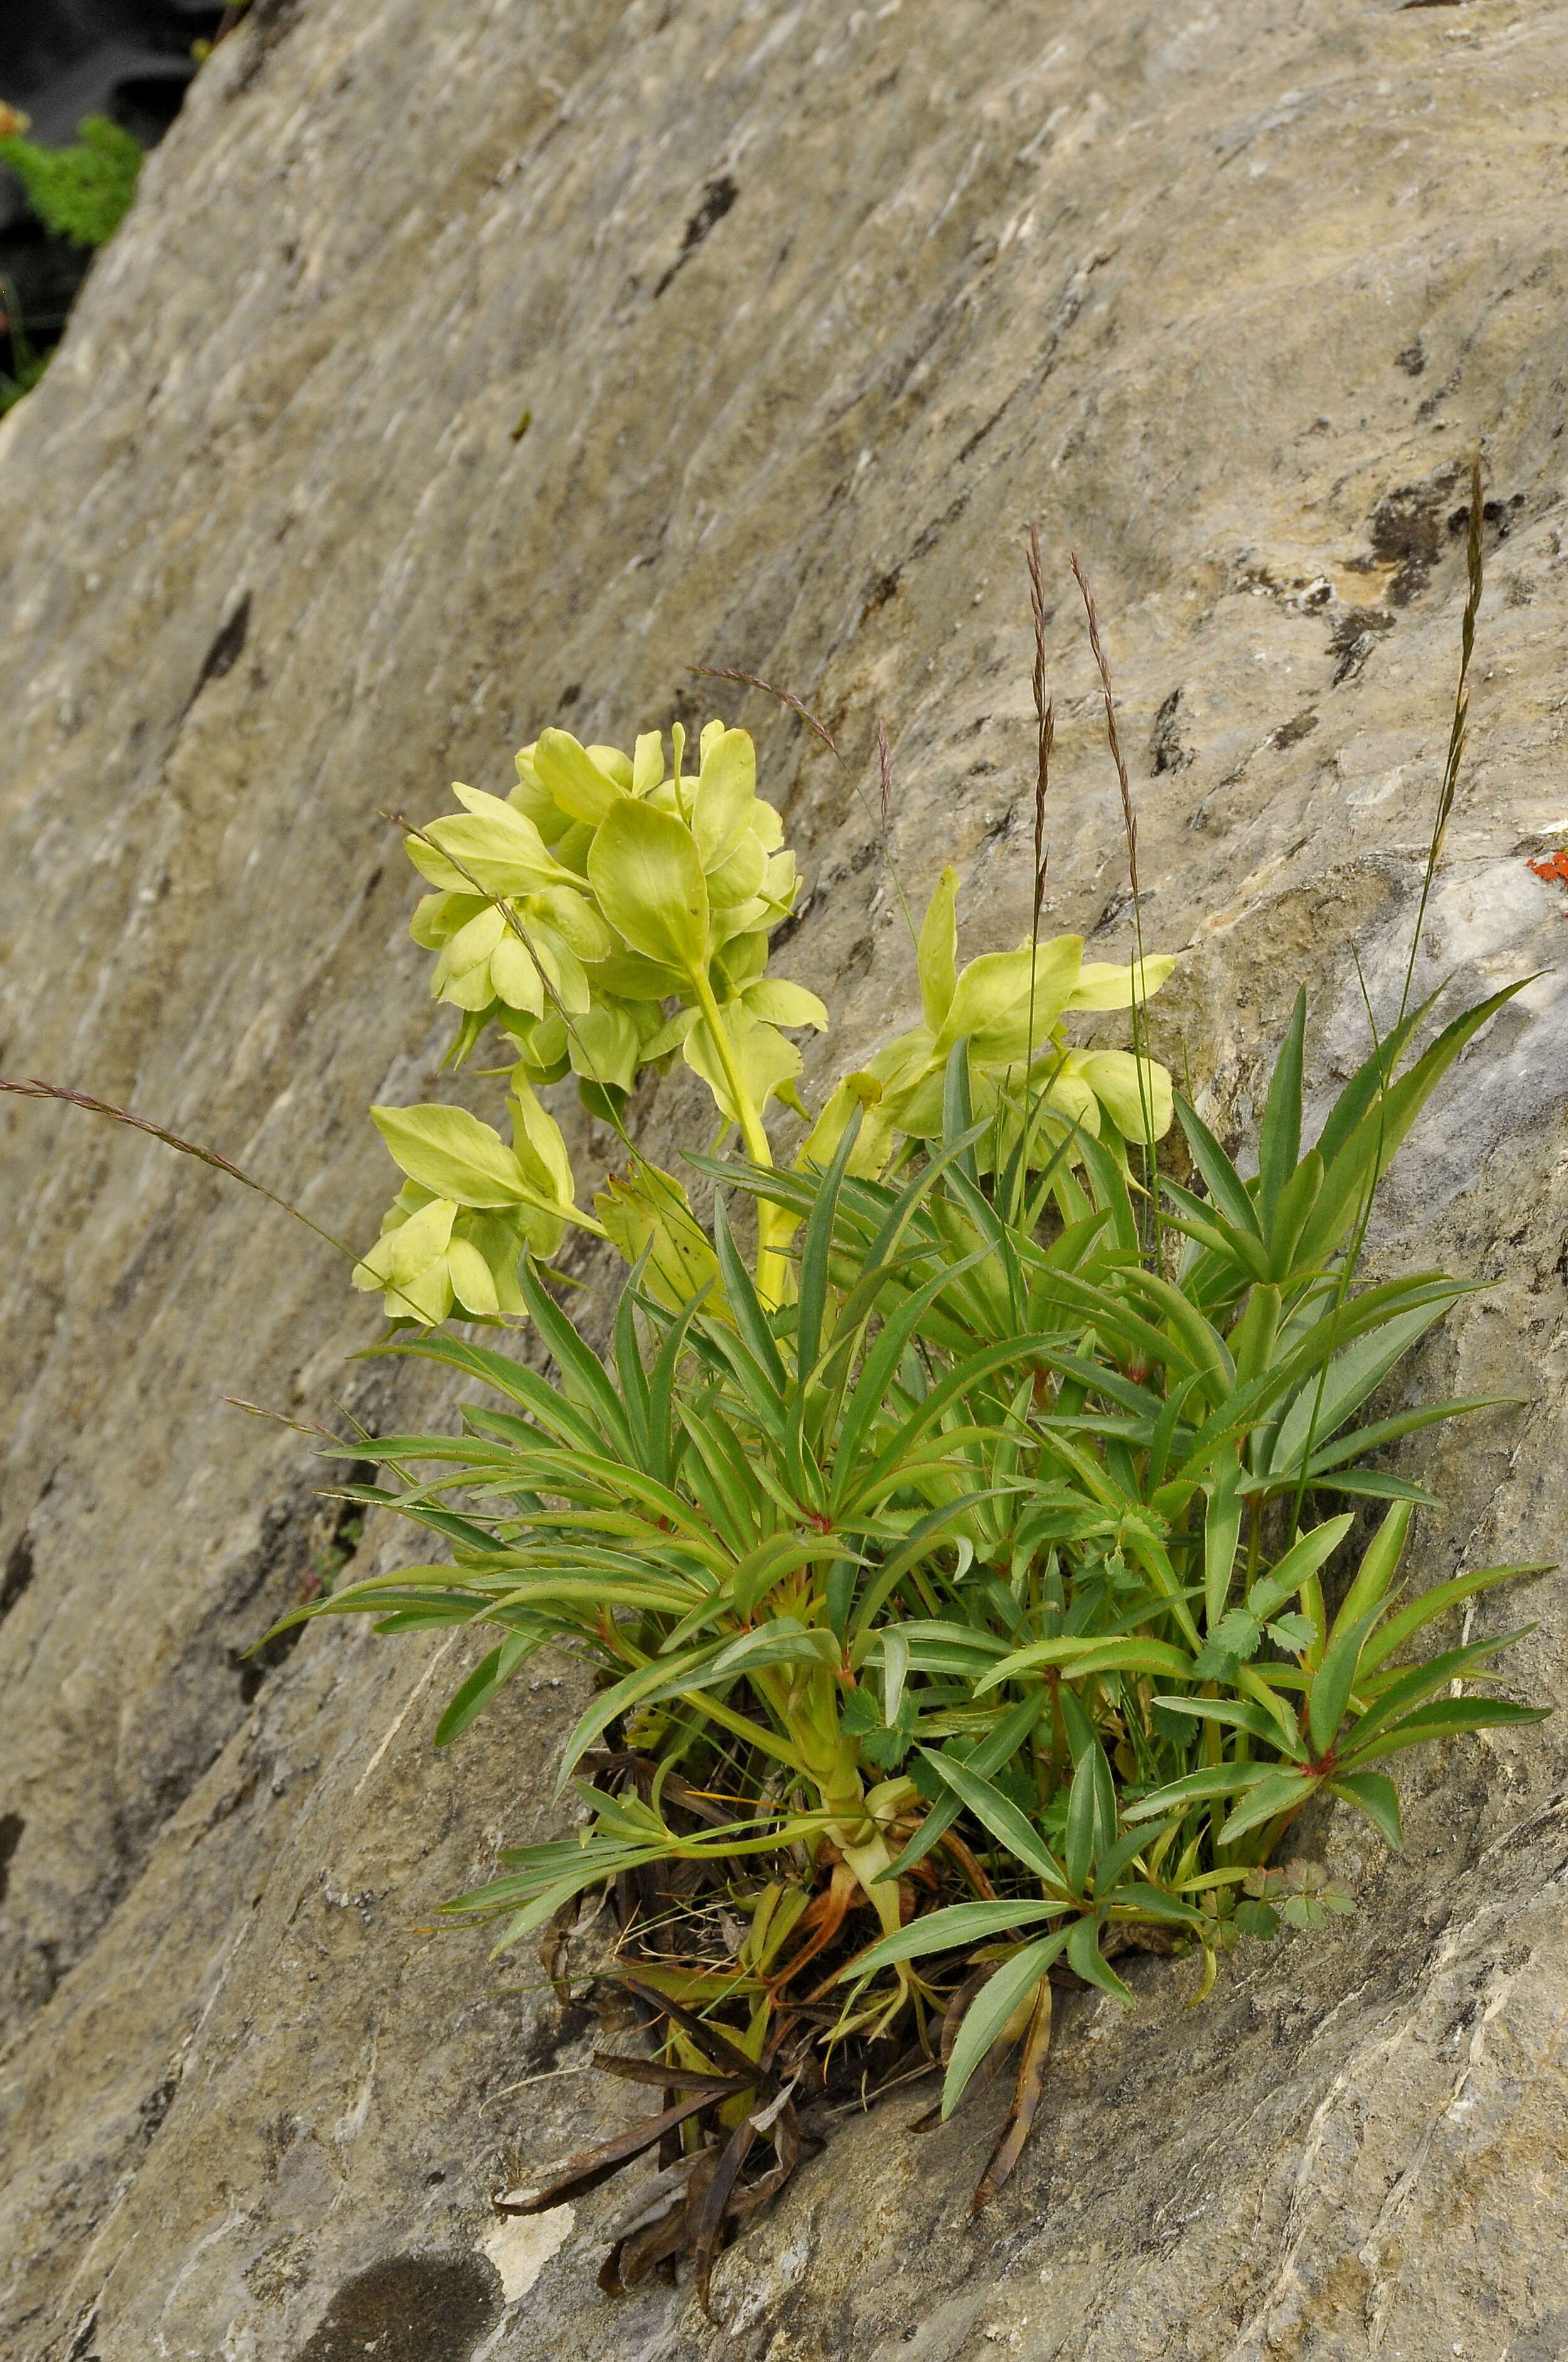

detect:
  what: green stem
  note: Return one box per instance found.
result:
[690,969,789,1307]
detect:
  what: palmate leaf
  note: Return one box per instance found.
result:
[922,1748,1068,1888]
[942,1929,1073,2117]
[1257,988,1306,1231]
[843,1895,1071,1977]
[1338,1693,1549,1767]
[1328,1771,1402,1849]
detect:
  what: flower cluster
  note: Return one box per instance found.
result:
[355,720,1178,1322]
[407,722,820,1118]
[801,865,1176,1178]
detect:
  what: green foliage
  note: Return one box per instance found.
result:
[16,473,1538,2251]
[0,115,142,250]
[280,976,1547,2156]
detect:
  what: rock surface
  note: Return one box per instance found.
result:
[1,1,1567,2354]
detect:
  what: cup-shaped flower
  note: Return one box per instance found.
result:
[351,1187,532,1323]
[799,868,1176,1175]
[354,1086,581,1324]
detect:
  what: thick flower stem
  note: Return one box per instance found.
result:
[690,971,790,1307]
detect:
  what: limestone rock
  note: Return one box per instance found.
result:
[1,1,1565,2354]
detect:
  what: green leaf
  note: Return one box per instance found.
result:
[1362,1561,1552,1674]
[1216,1769,1319,1845]
[942,1929,1072,2117]
[795,1097,863,1391]
[709,1192,787,1400]
[1195,1608,1260,1677]
[709,1620,840,1679]
[1307,1607,1382,1757]
[1265,1148,1323,1279]
[1296,983,1529,1269]
[1249,1514,1355,1622]
[1267,1300,1457,1479]
[918,866,959,1030]
[692,728,756,869]
[877,1696,1046,1880]
[552,1644,724,1793]
[588,797,709,976]
[534,727,626,823]
[974,1635,1194,1695]
[745,978,830,1029]
[1064,1742,1115,1894]
[843,1895,1070,1978]
[1340,1696,1549,1764]
[1329,1502,1412,1636]
[519,1261,633,1455]
[1151,1693,1299,1749]
[1123,1762,1272,1822]
[1173,1095,1261,1238]
[1301,1396,1519,1479]
[1204,1447,1244,1629]
[1066,1914,1136,2005]
[1298,1471,1444,1509]
[922,1749,1066,1887]
[1257,988,1305,1227]
[434,1642,512,1746]
[1312,990,1436,1169]
[371,1103,529,1208]
[1329,1771,1403,1849]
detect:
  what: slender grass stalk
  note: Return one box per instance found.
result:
[690,664,842,761]
[1397,455,1485,1030]
[0,1076,355,1260]
[1026,524,1054,944]
[1016,522,1058,1224]
[1282,456,1486,1546]
[1071,553,1162,1247]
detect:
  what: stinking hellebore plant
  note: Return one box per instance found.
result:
[4,500,1549,2306]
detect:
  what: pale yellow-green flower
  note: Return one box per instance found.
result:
[353,1085,583,1322]
[800,867,1174,1177]
[352,1187,532,1323]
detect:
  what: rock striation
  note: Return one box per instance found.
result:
[0,2,1565,2355]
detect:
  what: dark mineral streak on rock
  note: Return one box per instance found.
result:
[292,2255,503,2362]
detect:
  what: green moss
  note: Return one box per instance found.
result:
[0,114,142,250]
